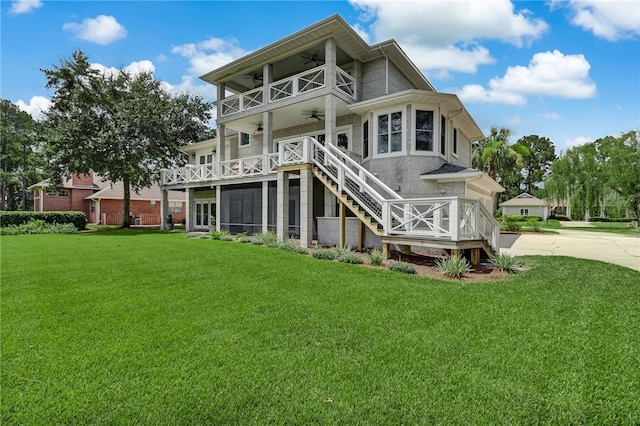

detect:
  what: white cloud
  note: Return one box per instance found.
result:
[553,0,640,41]
[349,0,548,74]
[9,0,42,15]
[16,95,50,121]
[172,37,247,76]
[160,75,217,100]
[63,15,127,45]
[543,112,562,121]
[458,50,596,105]
[90,60,156,77]
[565,136,593,149]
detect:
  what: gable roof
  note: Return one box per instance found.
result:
[499,193,548,207]
[86,182,185,202]
[420,162,505,193]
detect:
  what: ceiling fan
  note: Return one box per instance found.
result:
[244,73,263,85]
[302,53,324,66]
[303,110,325,121]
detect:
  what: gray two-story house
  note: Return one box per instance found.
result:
[160,14,503,262]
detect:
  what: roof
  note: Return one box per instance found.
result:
[200,14,434,93]
[28,175,104,191]
[85,182,186,202]
[421,162,505,193]
[499,193,548,207]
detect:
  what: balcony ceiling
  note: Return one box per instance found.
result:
[223,96,354,136]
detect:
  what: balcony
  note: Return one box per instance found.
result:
[219,65,357,118]
[161,153,279,186]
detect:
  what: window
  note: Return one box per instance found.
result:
[452,127,458,156]
[378,111,402,154]
[169,201,183,214]
[415,110,434,151]
[151,200,157,208]
[520,208,529,216]
[363,120,369,159]
[240,132,251,146]
[337,133,349,150]
[440,115,446,155]
[200,154,213,164]
[48,189,69,197]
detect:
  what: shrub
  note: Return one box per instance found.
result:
[332,245,352,257]
[365,248,388,266]
[338,253,364,264]
[549,214,570,221]
[238,236,253,243]
[388,262,416,274]
[254,231,278,247]
[504,215,540,222]
[251,237,265,245]
[220,234,234,241]
[0,219,77,235]
[489,253,524,273]
[277,238,307,254]
[501,219,521,232]
[210,230,230,240]
[312,249,337,260]
[435,256,471,279]
[0,211,87,230]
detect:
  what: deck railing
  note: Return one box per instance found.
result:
[219,65,357,118]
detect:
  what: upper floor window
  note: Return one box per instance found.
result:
[363,120,369,159]
[47,189,69,197]
[199,154,213,164]
[378,111,402,154]
[415,110,434,151]
[452,128,458,156]
[440,115,446,156]
[240,132,251,146]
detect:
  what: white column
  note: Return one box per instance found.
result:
[277,172,289,240]
[263,111,273,156]
[300,168,313,248]
[217,124,226,162]
[262,181,269,233]
[324,38,337,146]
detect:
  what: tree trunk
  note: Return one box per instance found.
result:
[122,175,131,228]
[21,143,28,210]
[1,136,7,211]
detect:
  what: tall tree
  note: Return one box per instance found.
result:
[0,99,44,210]
[41,50,213,226]
[474,126,529,202]
[597,130,640,219]
[516,134,556,194]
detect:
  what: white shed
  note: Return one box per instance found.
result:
[500,193,550,220]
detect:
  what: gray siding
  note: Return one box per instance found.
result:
[361,58,415,101]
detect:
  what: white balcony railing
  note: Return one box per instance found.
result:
[219,65,356,118]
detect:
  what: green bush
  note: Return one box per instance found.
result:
[489,253,524,273]
[254,231,278,247]
[332,245,352,257]
[338,253,364,264]
[505,215,542,222]
[549,214,570,221]
[210,230,230,240]
[526,220,542,232]
[276,238,307,254]
[0,219,77,235]
[0,211,87,230]
[312,249,337,260]
[388,262,416,274]
[501,220,521,232]
[365,248,388,266]
[435,256,471,279]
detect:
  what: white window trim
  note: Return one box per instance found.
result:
[275,125,353,151]
[411,106,443,158]
[240,132,252,147]
[373,107,406,159]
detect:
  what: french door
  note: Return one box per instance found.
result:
[195,200,215,229]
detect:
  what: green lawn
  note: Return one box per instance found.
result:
[2,230,639,424]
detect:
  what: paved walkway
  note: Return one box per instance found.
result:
[500,229,640,272]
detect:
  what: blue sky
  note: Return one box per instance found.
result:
[2,0,639,153]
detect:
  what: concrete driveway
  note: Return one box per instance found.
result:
[500,229,640,272]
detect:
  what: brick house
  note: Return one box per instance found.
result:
[29,171,185,225]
